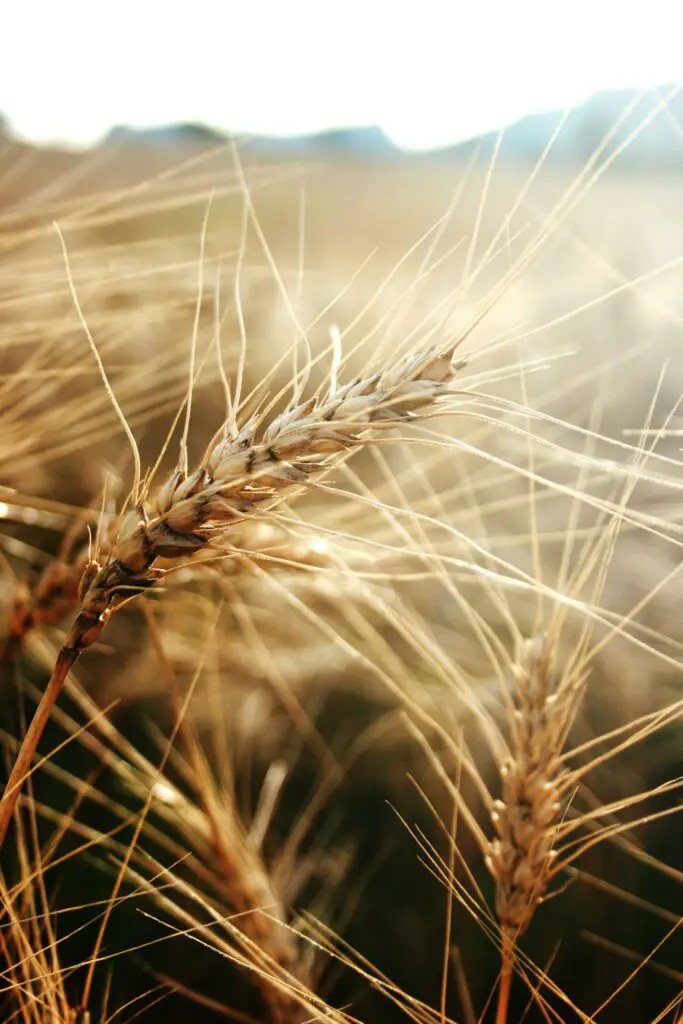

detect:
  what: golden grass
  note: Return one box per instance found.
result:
[0,110,682,1023]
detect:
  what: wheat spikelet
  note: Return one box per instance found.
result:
[65,341,462,657]
[486,634,570,936]
[4,647,348,1023]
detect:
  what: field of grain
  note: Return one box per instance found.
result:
[0,130,681,1024]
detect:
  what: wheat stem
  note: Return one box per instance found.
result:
[495,935,514,1024]
[0,648,78,846]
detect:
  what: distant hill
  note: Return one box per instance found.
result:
[448,86,683,168]
[99,87,683,168]
[3,86,682,168]
[241,125,398,157]
[104,122,228,147]
[103,122,398,157]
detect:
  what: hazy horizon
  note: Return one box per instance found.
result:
[1,0,682,151]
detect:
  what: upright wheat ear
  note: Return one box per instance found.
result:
[486,635,568,935]
[0,343,463,847]
[486,634,574,1024]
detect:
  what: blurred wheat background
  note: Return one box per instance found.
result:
[0,15,682,1022]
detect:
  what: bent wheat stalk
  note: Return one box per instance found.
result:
[0,342,462,846]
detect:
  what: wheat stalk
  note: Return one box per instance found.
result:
[0,342,463,846]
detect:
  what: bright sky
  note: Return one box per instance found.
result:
[1,1,682,151]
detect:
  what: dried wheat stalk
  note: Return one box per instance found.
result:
[483,628,683,1022]
[0,342,463,845]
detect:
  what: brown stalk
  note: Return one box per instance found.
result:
[0,648,77,847]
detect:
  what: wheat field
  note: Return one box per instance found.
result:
[0,121,682,1024]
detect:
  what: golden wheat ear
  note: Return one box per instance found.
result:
[0,340,464,848]
[486,635,568,938]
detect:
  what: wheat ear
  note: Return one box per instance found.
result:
[0,343,462,847]
[486,634,572,1023]
[487,635,569,935]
